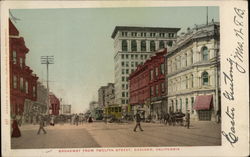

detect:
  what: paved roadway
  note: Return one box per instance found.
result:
[11,121,221,149]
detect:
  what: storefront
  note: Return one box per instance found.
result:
[194,95,213,121]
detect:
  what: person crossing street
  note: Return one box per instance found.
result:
[37,115,47,135]
[133,110,144,132]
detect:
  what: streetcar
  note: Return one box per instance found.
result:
[104,105,122,120]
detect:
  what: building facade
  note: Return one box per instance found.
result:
[23,82,48,123]
[9,19,38,118]
[49,93,60,115]
[98,83,115,107]
[166,22,220,121]
[111,26,180,111]
[129,49,167,118]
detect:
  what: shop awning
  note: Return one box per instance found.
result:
[194,95,213,110]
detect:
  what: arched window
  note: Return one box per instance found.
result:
[159,41,165,49]
[13,75,17,89]
[202,71,209,85]
[202,46,209,61]
[131,40,137,51]
[191,74,194,88]
[150,41,155,51]
[122,40,128,51]
[141,40,146,51]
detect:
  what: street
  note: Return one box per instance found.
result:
[11,121,221,149]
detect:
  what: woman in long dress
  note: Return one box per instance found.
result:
[11,117,21,138]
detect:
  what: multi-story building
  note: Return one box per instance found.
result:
[98,83,115,107]
[166,22,220,121]
[111,26,180,111]
[49,93,60,115]
[9,19,38,118]
[23,81,48,123]
[129,49,167,119]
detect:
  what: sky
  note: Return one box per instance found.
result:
[11,6,219,113]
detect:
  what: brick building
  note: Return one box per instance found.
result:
[129,48,167,118]
[9,19,38,117]
[49,93,60,115]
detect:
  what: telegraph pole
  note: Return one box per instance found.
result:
[41,56,54,115]
[206,7,209,25]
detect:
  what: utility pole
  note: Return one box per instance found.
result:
[41,56,54,115]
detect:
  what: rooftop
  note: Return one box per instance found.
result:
[111,26,181,38]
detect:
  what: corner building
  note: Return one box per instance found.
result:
[111,26,180,112]
[166,22,220,121]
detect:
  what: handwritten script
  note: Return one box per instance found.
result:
[221,7,246,147]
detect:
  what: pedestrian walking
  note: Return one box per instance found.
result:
[37,115,47,135]
[133,110,144,132]
[11,116,21,138]
[75,114,79,126]
[50,115,55,126]
[88,116,93,123]
[185,110,190,129]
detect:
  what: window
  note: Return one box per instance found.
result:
[185,53,187,66]
[126,62,129,67]
[13,75,17,89]
[150,70,154,80]
[191,97,194,114]
[202,46,209,61]
[167,41,173,47]
[126,54,129,59]
[140,55,143,60]
[33,86,36,97]
[191,50,193,64]
[131,62,134,67]
[202,71,209,85]
[20,77,24,92]
[13,51,17,64]
[122,99,125,104]
[126,84,128,89]
[191,74,194,88]
[20,58,23,68]
[141,40,146,51]
[131,54,134,59]
[126,69,129,74]
[186,76,188,89]
[160,63,164,74]
[121,62,124,67]
[122,92,125,97]
[25,81,28,94]
[161,83,165,93]
[159,41,165,49]
[135,55,138,59]
[185,98,188,112]
[122,77,125,81]
[155,67,158,76]
[122,40,128,51]
[176,100,178,111]
[121,54,124,59]
[180,99,182,112]
[156,85,159,96]
[131,40,137,51]
[150,86,154,96]
[150,41,155,51]
[122,84,125,89]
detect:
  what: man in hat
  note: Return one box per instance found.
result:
[185,110,190,129]
[133,110,144,132]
